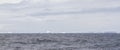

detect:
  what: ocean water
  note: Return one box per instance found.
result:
[0,33,120,50]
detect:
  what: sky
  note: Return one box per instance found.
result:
[0,0,120,33]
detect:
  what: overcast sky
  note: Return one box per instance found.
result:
[0,0,120,33]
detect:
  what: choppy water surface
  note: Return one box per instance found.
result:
[0,33,120,50]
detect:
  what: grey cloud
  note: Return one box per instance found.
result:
[29,7,120,16]
[0,0,120,33]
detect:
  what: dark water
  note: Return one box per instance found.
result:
[0,33,120,50]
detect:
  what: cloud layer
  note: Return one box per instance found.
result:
[0,0,120,33]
